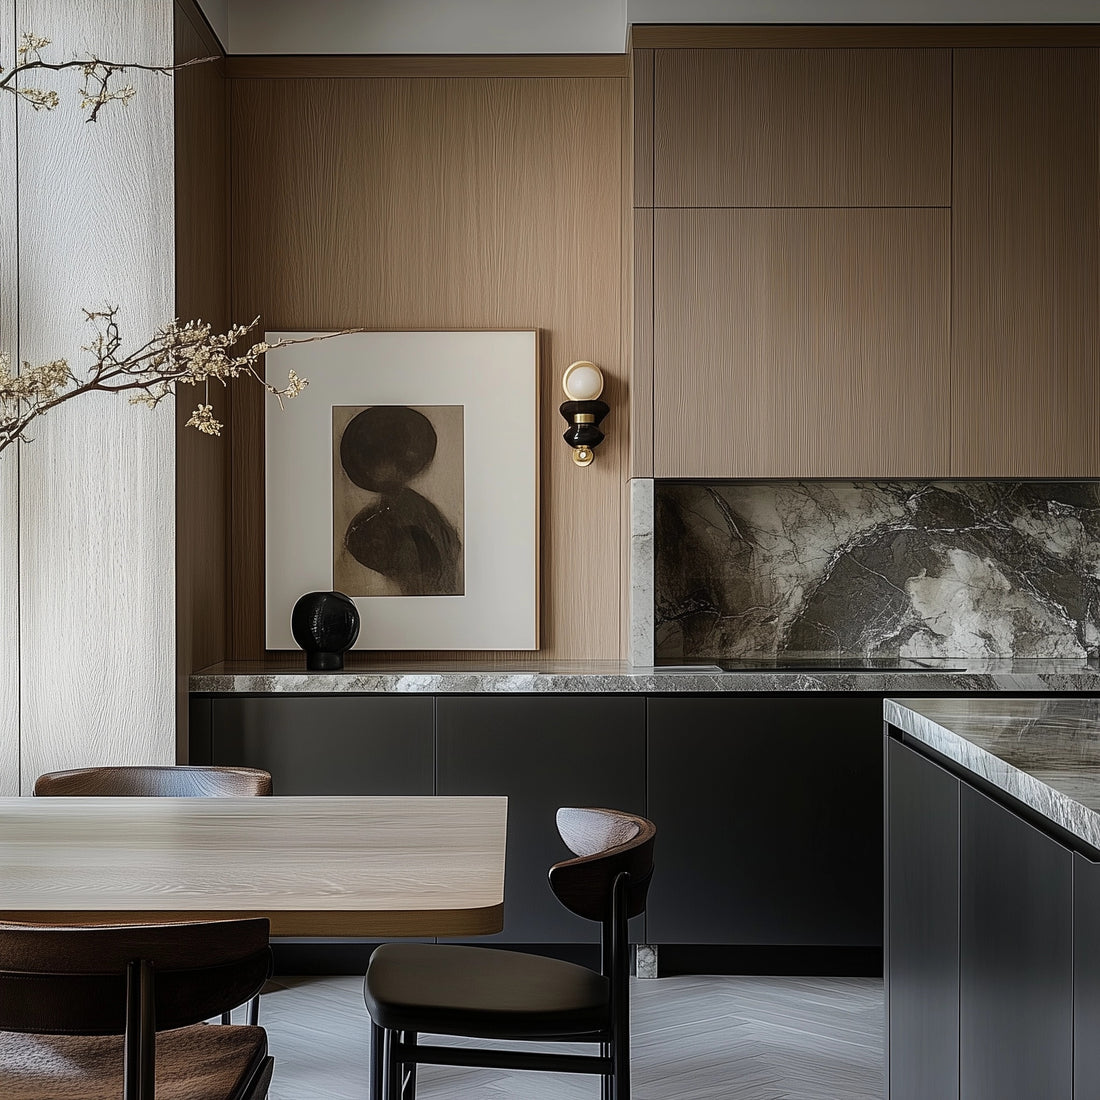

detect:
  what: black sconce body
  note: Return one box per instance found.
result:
[559,399,610,466]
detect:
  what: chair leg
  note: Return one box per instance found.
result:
[401,1032,417,1099]
[370,1021,385,1100]
[385,1028,402,1100]
[248,994,260,1026]
[601,1042,613,1100]
[220,1010,232,1025]
[611,1036,630,1100]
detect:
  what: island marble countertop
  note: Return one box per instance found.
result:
[190,658,1100,695]
[886,696,1100,852]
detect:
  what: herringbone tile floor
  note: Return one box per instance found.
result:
[255,973,884,1099]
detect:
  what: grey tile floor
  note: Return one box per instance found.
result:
[253,973,884,1099]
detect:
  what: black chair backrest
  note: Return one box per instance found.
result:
[549,807,656,923]
[0,918,272,1035]
[34,765,273,798]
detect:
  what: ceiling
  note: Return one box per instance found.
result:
[197,0,1100,55]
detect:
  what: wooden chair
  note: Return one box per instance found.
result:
[363,807,656,1100]
[34,765,273,1026]
[33,766,273,799]
[0,917,274,1100]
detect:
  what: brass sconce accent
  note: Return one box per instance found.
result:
[559,361,609,467]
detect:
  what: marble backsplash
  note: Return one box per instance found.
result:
[654,481,1100,662]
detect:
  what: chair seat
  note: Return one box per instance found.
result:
[0,1023,269,1100]
[364,943,610,1040]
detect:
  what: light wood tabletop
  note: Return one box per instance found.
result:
[0,796,507,937]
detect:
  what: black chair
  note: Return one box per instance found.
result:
[363,806,656,1100]
[34,765,273,1027]
[0,917,274,1100]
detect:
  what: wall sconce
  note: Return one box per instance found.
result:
[559,361,609,467]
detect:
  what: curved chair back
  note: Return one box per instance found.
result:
[549,807,656,923]
[0,918,271,1035]
[34,765,273,798]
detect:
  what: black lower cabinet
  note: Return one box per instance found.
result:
[1074,853,1100,1098]
[647,696,883,946]
[959,784,1073,1100]
[204,696,434,795]
[886,737,960,1100]
[436,695,646,944]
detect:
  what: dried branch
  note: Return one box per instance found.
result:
[0,32,213,120]
[0,308,356,457]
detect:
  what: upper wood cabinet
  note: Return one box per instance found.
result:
[951,48,1100,477]
[653,207,950,478]
[651,48,951,207]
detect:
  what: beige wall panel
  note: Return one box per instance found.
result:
[952,48,1100,477]
[230,75,624,660]
[18,0,176,785]
[0,0,18,795]
[632,48,653,207]
[631,208,653,477]
[174,0,227,757]
[653,208,950,478]
[654,48,950,208]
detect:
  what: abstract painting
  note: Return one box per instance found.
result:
[332,405,464,597]
[264,330,538,651]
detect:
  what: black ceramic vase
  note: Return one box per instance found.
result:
[291,591,360,670]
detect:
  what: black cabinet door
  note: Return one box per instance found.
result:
[647,696,883,945]
[960,784,1073,1100]
[206,696,434,795]
[436,695,646,944]
[1074,853,1100,1098]
[886,737,960,1100]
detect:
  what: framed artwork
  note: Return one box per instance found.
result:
[265,330,539,650]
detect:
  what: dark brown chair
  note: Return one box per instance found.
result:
[363,807,656,1100]
[33,766,273,799]
[0,917,274,1100]
[33,765,273,1027]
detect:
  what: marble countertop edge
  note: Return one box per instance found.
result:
[190,660,1100,695]
[885,697,1100,855]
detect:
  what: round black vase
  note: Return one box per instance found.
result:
[291,591,360,671]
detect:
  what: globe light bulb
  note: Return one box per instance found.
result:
[562,361,604,401]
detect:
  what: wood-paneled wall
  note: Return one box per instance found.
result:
[952,48,1100,477]
[228,67,627,660]
[16,0,176,786]
[175,0,229,753]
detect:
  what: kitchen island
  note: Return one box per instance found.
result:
[886,697,1100,1100]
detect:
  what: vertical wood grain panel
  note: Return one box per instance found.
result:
[654,48,950,208]
[174,0,227,757]
[632,47,653,208]
[229,75,624,660]
[0,0,18,795]
[653,208,950,478]
[631,208,653,477]
[17,0,176,784]
[952,48,1100,477]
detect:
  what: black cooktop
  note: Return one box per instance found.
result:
[714,657,968,672]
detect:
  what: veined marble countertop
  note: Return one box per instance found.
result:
[886,696,1100,852]
[191,658,1100,695]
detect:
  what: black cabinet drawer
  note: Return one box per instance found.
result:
[206,696,434,796]
[886,737,960,1100]
[960,783,1073,1100]
[647,695,883,946]
[436,695,646,944]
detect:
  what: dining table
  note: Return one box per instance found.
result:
[0,795,508,937]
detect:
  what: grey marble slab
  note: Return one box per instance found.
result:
[629,478,655,667]
[656,480,1100,663]
[886,696,1100,852]
[191,659,1100,695]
